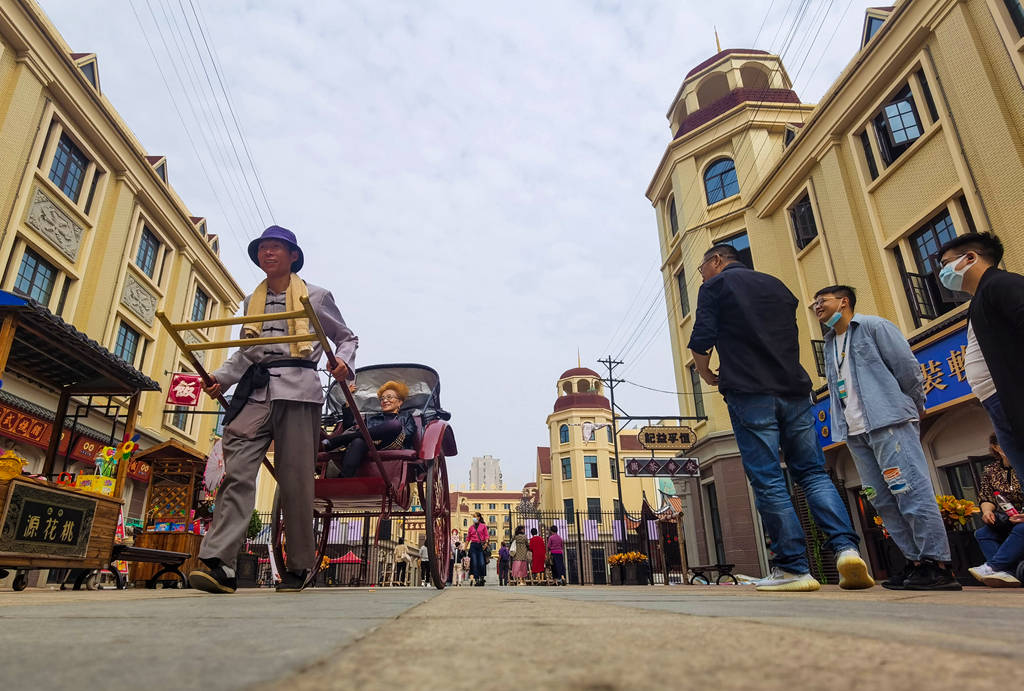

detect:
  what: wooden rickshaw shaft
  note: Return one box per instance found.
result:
[297,296,392,493]
[155,310,276,473]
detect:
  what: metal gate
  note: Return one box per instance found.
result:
[506,509,685,585]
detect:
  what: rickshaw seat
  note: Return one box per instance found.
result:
[314,456,409,500]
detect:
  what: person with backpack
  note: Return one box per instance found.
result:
[511,526,531,585]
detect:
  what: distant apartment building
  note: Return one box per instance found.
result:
[469,454,502,490]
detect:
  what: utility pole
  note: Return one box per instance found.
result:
[599,356,625,525]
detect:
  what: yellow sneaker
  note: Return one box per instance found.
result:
[837,549,875,589]
[755,568,821,592]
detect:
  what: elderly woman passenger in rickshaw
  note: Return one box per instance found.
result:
[323,380,417,478]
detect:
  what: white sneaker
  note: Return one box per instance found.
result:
[968,563,995,583]
[755,567,821,592]
[836,549,875,589]
[982,569,1021,588]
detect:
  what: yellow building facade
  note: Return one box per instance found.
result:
[647,0,1024,578]
[536,367,678,521]
[0,1,243,518]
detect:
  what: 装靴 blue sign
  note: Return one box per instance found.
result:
[814,323,970,449]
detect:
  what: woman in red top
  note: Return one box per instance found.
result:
[466,511,489,586]
[528,528,546,581]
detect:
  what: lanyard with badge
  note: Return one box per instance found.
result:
[834,329,851,408]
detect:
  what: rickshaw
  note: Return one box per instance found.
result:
[270,363,456,589]
[157,297,456,590]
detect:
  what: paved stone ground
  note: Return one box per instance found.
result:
[2,584,1023,690]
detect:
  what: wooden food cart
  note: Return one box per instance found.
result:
[131,440,207,586]
[0,292,159,590]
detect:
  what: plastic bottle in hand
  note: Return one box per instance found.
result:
[993,491,1019,517]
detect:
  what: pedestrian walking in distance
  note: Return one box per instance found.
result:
[419,540,430,587]
[528,528,546,584]
[937,232,1024,483]
[497,541,511,586]
[188,226,357,595]
[688,244,873,592]
[814,285,958,590]
[466,511,489,586]
[548,525,566,585]
[511,526,530,585]
[393,538,410,586]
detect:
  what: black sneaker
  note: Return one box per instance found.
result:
[904,559,963,591]
[188,559,237,594]
[881,562,916,590]
[276,570,309,592]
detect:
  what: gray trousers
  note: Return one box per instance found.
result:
[199,399,320,571]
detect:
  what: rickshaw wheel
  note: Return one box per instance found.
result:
[12,571,28,591]
[424,456,451,590]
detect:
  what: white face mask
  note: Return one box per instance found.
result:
[473,517,479,524]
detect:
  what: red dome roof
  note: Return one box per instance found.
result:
[685,48,771,79]
[560,367,600,379]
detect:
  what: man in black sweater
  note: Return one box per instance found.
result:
[938,233,1024,482]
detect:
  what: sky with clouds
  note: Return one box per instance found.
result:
[42,0,879,493]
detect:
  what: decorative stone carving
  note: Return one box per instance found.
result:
[120,274,158,325]
[25,188,83,261]
[182,330,206,364]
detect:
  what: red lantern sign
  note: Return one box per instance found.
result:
[166,373,204,407]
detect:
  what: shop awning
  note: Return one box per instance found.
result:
[0,292,159,394]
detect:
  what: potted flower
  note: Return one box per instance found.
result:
[936,495,984,584]
[608,551,649,584]
[235,510,262,588]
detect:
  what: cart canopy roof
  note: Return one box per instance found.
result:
[327,363,448,420]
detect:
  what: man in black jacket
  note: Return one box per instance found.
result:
[938,233,1024,482]
[688,244,873,592]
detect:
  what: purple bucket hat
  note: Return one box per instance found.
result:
[247,225,304,272]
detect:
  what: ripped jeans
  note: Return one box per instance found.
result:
[847,421,950,562]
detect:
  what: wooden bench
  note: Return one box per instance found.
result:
[688,563,738,585]
[107,545,191,589]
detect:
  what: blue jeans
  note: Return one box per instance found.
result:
[469,542,486,580]
[726,392,860,574]
[847,421,950,562]
[975,522,1024,573]
[982,393,1024,483]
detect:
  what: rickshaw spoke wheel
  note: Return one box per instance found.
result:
[424,455,450,589]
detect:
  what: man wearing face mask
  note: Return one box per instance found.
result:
[813,285,957,590]
[937,232,1024,482]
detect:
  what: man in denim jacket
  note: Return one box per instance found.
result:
[814,285,957,591]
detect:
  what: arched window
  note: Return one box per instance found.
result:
[704,158,739,204]
[559,425,569,444]
[668,196,679,235]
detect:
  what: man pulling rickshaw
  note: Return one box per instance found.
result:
[187,226,357,594]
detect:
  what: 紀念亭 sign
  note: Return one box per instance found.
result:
[0,481,97,558]
[638,425,696,451]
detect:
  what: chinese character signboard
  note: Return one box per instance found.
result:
[0,481,97,558]
[166,373,204,407]
[127,459,151,482]
[814,323,971,449]
[624,457,699,477]
[637,426,696,451]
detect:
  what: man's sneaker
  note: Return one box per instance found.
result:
[904,559,962,591]
[755,567,820,592]
[968,563,996,584]
[882,562,916,590]
[981,569,1021,588]
[276,570,309,592]
[188,559,237,594]
[836,549,875,589]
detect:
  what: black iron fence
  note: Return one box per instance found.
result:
[506,509,687,585]
[246,512,432,587]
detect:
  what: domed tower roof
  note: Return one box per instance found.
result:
[554,366,608,412]
[560,366,600,379]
